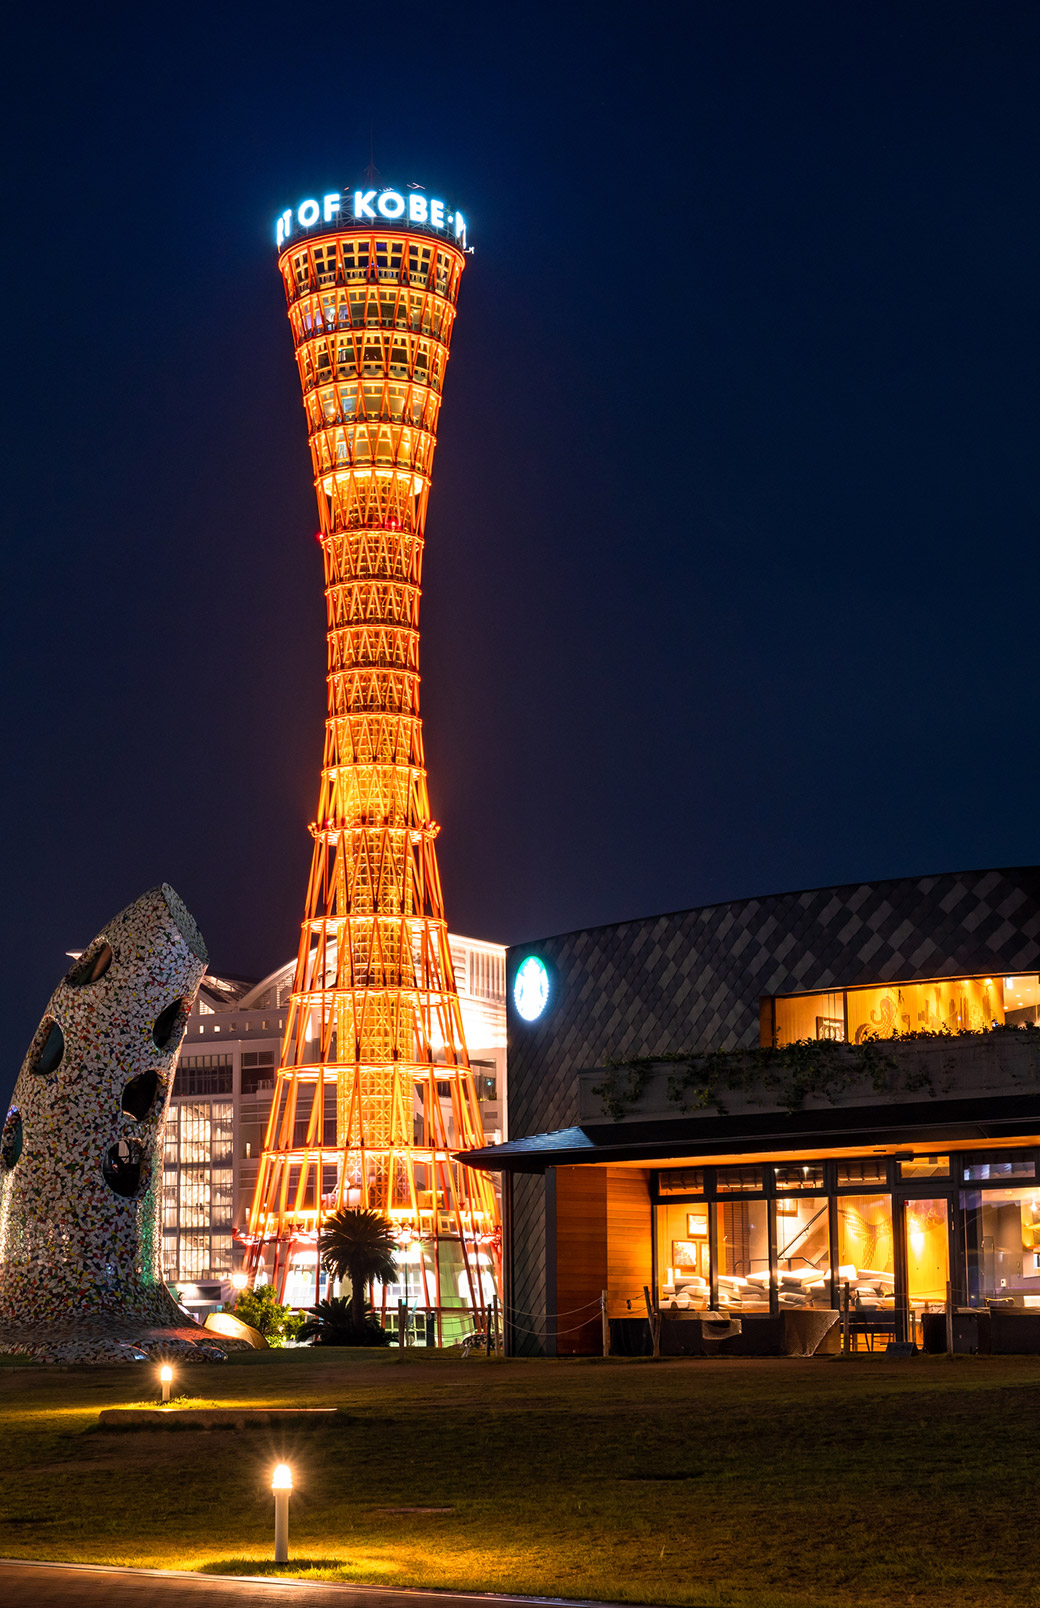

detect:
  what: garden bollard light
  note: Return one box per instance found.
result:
[272,1463,292,1563]
[159,1364,173,1404]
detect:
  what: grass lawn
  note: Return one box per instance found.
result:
[0,1348,1038,1607]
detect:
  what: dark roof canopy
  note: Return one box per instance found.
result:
[458,1089,1040,1174]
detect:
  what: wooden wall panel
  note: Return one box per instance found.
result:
[554,1166,607,1355]
[606,1167,652,1318]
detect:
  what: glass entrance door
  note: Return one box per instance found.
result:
[904,1197,950,1338]
[836,1193,896,1349]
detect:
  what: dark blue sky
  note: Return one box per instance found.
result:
[2,2,1039,1093]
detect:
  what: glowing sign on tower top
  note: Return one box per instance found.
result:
[275,188,468,251]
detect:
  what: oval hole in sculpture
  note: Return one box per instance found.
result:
[31,1019,65,1077]
[101,1137,145,1198]
[1,1108,22,1168]
[121,1069,160,1121]
[66,943,113,987]
[152,998,188,1052]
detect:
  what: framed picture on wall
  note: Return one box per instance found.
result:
[672,1239,699,1271]
[687,1209,708,1237]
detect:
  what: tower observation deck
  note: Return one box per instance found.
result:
[246,185,499,1333]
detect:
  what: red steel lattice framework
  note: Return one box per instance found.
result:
[246,193,499,1327]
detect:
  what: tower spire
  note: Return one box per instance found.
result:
[247,188,499,1338]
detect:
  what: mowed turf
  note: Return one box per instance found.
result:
[0,1348,1037,1608]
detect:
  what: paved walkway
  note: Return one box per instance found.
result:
[0,1560,638,1608]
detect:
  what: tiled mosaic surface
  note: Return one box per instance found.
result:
[0,1319,237,1366]
[0,884,247,1362]
[504,867,1040,1353]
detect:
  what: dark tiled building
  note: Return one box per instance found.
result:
[462,868,1040,1357]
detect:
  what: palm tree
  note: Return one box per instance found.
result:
[318,1207,399,1342]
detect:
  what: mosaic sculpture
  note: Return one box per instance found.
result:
[0,884,245,1363]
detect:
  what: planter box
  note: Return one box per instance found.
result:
[579,1031,1040,1126]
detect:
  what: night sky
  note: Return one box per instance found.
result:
[2,3,1039,1098]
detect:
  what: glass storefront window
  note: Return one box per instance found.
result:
[962,1185,1040,1308]
[837,1158,888,1187]
[898,1155,950,1180]
[771,972,1040,1047]
[649,1147,1040,1324]
[835,1194,895,1310]
[775,1162,825,1191]
[774,1196,831,1308]
[718,1200,770,1310]
[963,1157,1036,1182]
[846,977,1003,1043]
[657,1201,710,1311]
[1003,975,1040,1028]
[657,1167,704,1196]
[716,1166,764,1193]
[774,991,845,1044]
[904,1197,949,1311]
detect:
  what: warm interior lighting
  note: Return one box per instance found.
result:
[272,1463,293,1491]
[771,971,1040,1047]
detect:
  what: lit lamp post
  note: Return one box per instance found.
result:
[271,1463,292,1563]
[159,1364,173,1404]
[231,1271,248,1293]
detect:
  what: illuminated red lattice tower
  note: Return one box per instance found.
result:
[247,186,499,1331]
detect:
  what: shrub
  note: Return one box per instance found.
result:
[297,1295,390,1347]
[225,1283,300,1346]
